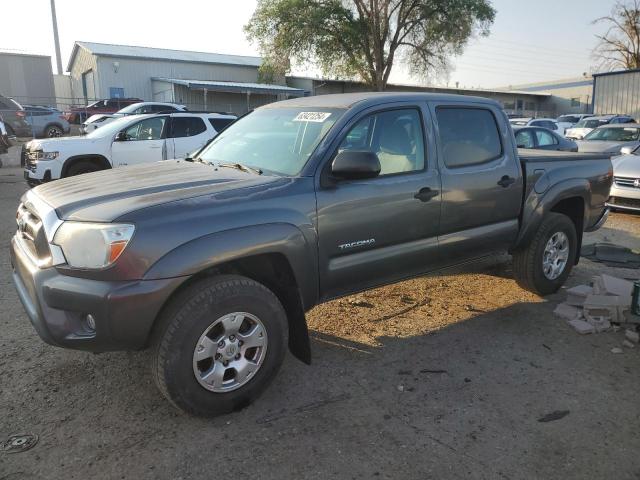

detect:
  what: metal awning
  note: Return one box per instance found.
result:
[152,77,306,97]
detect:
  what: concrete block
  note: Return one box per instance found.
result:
[554,303,583,321]
[565,285,593,306]
[625,329,639,344]
[583,294,627,323]
[567,319,595,334]
[611,347,623,354]
[599,274,634,306]
[622,340,635,349]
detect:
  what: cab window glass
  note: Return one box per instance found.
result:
[436,107,502,168]
[338,109,425,175]
[535,129,557,146]
[123,117,166,140]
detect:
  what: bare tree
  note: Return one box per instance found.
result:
[593,0,640,70]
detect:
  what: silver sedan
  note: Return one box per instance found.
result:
[576,124,640,155]
[607,148,640,212]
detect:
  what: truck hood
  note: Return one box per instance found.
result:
[31,160,280,222]
[612,154,640,177]
[25,136,100,152]
[575,140,637,154]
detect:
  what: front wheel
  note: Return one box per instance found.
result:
[151,275,288,417]
[512,212,578,295]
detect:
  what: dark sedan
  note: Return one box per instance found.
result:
[513,126,578,152]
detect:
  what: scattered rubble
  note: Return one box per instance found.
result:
[582,243,640,268]
[611,347,623,354]
[622,340,635,349]
[555,274,639,338]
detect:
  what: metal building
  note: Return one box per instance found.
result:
[65,41,305,114]
[593,69,640,119]
[0,51,56,106]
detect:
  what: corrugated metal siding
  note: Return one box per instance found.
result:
[0,54,55,105]
[68,46,98,104]
[97,57,260,101]
[169,85,279,115]
[594,70,640,119]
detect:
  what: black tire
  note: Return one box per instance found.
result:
[44,124,63,138]
[512,212,578,295]
[152,275,288,417]
[65,160,100,177]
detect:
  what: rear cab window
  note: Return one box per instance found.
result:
[435,107,503,168]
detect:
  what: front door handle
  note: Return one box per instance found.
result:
[414,187,439,202]
[497,175,516,188]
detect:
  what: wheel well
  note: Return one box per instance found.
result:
[44,122,63,131]
[61,155,111,177]
[154,253,311,364]
[550,196,584,264]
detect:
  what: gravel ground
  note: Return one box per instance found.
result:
[1,167,639,479]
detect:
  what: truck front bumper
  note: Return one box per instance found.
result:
[10,235,185,352]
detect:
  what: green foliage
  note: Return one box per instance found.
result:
[245,0,495,90]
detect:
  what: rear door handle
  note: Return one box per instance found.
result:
[497,175,516,188]
[414,187,439,202]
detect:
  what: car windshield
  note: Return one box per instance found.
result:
[575,119,607,128]
[196,107,344,175]
[85,115,147,139]
[584,127,640,141]
[557,115,579,123]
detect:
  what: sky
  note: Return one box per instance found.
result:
[1,0,618,88]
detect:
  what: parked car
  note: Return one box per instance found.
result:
[63,98,142,124]
[575,124,640,154]
[607,146,640,212]
[11,92,612,417]
[510,117,563,135]
[0,94,31,137]
[81,102,188,134]
[23,112,237,185]
[565,115,636,140]
[22,105,71,138]
[0,115,11,155]
[556,114,593,133]
[513,126,578,151]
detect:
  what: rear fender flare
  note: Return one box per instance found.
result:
[513,178,589,251]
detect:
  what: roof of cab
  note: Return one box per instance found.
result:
[260,92,501,110]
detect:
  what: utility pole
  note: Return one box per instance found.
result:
[50,0,63,74]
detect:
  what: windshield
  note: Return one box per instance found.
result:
[584,126,640,142]
[196,107,343,175]
[85,115,147,139]
[575,119,607,129]
[557,115,579,123]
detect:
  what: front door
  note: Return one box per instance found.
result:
[316,105,441,300]
[430,103,523,263]
[111,116,168,167]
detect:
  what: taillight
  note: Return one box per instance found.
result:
[16,110,26,118]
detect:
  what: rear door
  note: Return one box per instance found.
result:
[430,102,522,262]
[111,116,168,167]
[169,116,210,159]
[316,104,442,299]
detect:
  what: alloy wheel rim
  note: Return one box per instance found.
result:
[542,231,569,280]
[192,312,268,393]
[48,127,61,137]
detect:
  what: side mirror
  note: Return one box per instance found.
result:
[115,131,128,141]
[331,150,381,180]
[620,146,635,155]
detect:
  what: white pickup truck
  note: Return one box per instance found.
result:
[23,112,236,185]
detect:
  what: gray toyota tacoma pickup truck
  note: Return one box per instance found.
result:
[11,93,612,417]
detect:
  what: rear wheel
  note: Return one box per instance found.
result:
[512,212,577,295]
[65,160,100,177]
[152,275,288,417]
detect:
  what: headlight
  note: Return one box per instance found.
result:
[53,222,135,269]
[34,151,59,160]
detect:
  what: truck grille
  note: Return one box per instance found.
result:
[16,203,51,263]
[614,176,640,189]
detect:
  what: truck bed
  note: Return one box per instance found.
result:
[518,149,612,162]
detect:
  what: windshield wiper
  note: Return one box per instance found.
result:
[217,162,263,175]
